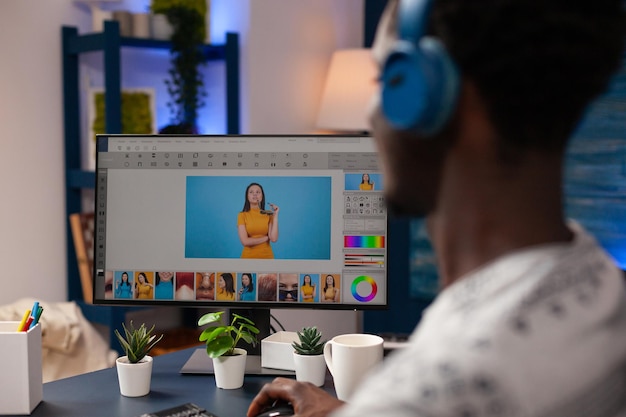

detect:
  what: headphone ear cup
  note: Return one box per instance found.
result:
[381,38,460,136]
[418,37,460,134]
[381,42,428,132]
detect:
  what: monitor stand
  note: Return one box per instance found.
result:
[179,308,295,376]
[180,349,294,376]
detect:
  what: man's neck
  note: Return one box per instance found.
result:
[428,150,573,288]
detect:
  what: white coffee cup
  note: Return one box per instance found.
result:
[323,333,384,401]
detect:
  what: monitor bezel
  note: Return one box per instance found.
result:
[92,134,389,311]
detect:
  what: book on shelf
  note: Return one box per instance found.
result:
[69,212,95,304]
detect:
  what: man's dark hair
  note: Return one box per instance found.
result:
[432,0,625,155]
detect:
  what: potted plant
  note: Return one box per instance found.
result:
[151,0,207,133]
[198,311,259,389]
[114,321,164,397]
[292,326,327,386]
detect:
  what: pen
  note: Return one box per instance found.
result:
[16,309,30,332]
[21,316,34,332]
[29,306,43,329]
[30,301,39,321]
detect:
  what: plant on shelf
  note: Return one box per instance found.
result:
[198,311,260,389]
[292,326,328,387]
[292,326,326,355]
[198,311,259,357]
[92,89,155,142]
[114,321,164,363]
[151,0,207,133]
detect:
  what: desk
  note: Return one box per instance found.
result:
[23,348,333,417]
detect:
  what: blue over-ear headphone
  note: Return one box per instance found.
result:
[380,0,460,135]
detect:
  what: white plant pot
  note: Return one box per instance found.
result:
[150,14,173,40]
[132,13,151,38]
[91,7,112,33]
[116,355,153,397]
[212,348,247,389]
[293,353,327,387]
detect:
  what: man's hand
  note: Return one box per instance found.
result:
[247,377,345,417]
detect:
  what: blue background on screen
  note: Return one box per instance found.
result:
[345,173,382,191]
[185,176,332,259]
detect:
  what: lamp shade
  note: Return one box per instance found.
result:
[316,49,378,132]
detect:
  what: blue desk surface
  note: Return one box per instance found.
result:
[25,348,331,417]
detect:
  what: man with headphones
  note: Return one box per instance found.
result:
[248,0,626,416]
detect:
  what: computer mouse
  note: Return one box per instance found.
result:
[254,401,294,417]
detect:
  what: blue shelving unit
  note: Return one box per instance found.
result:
[61,21,240,353]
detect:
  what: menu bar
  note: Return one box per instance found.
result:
[97,151,380,171]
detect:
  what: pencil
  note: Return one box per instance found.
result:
[17,309,31,332]
[21,317,34,332]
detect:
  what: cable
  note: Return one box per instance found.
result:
[270,314,286,332]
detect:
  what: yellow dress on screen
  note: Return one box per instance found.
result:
[216,288,235,301]
[136,283,153,299]
[359,182,374,190]
[238,208,275,259]
[324,287,339,302]
[301,284,315,302]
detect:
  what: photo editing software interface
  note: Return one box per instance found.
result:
[94,135,387,309]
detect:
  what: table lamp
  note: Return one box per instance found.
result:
[316,48,378,133]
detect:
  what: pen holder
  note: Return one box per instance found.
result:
[0,322,42,415]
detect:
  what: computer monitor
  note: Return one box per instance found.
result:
[93,134,388,338]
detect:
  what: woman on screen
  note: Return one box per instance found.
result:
[115,271,133,299]
[175,272,195,300]
[196,272,215,301]
[278,273,299,302]
[216,272,236,301]
[359,173,375,190]
[135,272,154,299]
[238,273,256,301]
[154,271,174,300]
[322,274,340,302]
[237,183,279,259]
[257,273,278,301]
[300,274,316,303]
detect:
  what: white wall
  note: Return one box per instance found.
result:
[0,1,90,304]
[0,0,365,335]
[211,0,364,133]
[246,0,363,133]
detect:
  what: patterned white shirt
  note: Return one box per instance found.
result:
[335,222,626,417]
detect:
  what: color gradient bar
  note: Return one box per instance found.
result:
[344,235,385,249]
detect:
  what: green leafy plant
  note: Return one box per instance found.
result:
[114,321,164,363]
[92,90,154,142]
[292,326,326,355]
[198,311,260,358]
[152,0,207,132]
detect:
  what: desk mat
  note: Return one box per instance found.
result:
[180,348,295,376]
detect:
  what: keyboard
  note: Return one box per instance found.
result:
[137,402,219,417]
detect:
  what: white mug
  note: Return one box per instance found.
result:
[323,333,384,401]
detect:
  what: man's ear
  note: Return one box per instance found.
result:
[372,0,400,66]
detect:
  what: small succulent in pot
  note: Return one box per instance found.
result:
[292,326,326,355]
[114,321,164,363]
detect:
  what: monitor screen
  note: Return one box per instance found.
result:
[93,135,388,311]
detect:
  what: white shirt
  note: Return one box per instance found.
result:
[335,223,626,417]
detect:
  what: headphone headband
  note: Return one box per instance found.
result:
[398,0,432,42]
